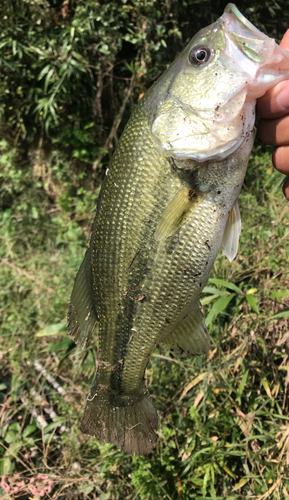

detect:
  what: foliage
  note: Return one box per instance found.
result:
[0,0,288,151]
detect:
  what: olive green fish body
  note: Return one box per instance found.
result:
[67,4,289,455]
[69,96,251,454]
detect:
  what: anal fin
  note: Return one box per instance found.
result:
[67,247,98,349]
[221,200,241,262]
[163,302,210,358]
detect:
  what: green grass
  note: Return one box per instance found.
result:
[1,143,289,499]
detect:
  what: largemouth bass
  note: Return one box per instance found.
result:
[68,4,289,455]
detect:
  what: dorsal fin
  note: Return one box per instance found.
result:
[154,186,206,241]
[221,200,241,262]
[67,247,98,349]
[163,302,210,358]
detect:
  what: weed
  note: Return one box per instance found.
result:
[1,141,289,498]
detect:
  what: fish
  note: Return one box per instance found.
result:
[67,4,289,456]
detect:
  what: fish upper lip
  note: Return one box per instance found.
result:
[223,3,268,41]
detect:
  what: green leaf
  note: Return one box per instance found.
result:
[201,287,230,305]
[23,425,37,438]
[238,370,249,396]
[202,286,230,295]
[210,476,217,499]
[58,341,77,368]
[4,441,23,455]
[5,430,19,444]
[35,321,67,337]
[270,308,289,320]
[70,58,87,72]
[221,463,235,479]
[38,64,51,81]
[269,290,289,303]
[0,383,7,391]
[209,278,243,294]
[44,68,54,93]
[72,51,88,64]
[246,294,260,314]
[44,418,66,434]
[271,171,284,194]
[84,122,94,130]
[233,477,250,490]
[205,294,235,326]
[202,463,212,495]
[42,339,74,352]
[200,294,225,306]
[8,422,20,431]
[261,378,272,400]
[257,337,267,354]
[0,457,14,475]
[79,482,95,494]
[190,478,203,486]
[23,437,35,447]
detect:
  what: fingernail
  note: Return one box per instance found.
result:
[277,84,289,110]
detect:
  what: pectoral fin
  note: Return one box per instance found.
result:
[163,303,210,358]
[221,200,241,262]
[67,247,98,349]
[155,186,205,241]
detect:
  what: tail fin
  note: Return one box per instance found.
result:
[80,376,158,456]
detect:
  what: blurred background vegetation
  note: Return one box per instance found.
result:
[1,0,289,498]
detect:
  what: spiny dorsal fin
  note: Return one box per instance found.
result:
[67,247,98,349]
[221,200,241,262]
[163,302,210,358]
[154,186,206,241]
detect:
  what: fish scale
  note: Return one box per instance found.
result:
[67,4,289,455]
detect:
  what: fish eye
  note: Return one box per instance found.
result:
[189,46,212,66]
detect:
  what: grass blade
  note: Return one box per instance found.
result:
[35,321,67,337]
[270,308,289,320]
[209,278,243,294]
[205,294,235,326]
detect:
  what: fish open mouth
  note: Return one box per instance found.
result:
[222,3,276,67]
[222,3,289,97]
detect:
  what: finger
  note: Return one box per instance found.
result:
[279,30,289,50]
[282,177,289,200]
[256,30,289,119]
[272,145,289,175]
[280,31,289,50]
[256,81,289,119]
[258,114,289,146]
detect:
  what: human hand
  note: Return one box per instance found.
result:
[257,30,289,200]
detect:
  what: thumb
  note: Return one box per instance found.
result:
[256,30,289,119]
[280,30,289,51]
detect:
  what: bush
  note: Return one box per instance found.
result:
[1,0,288,152]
